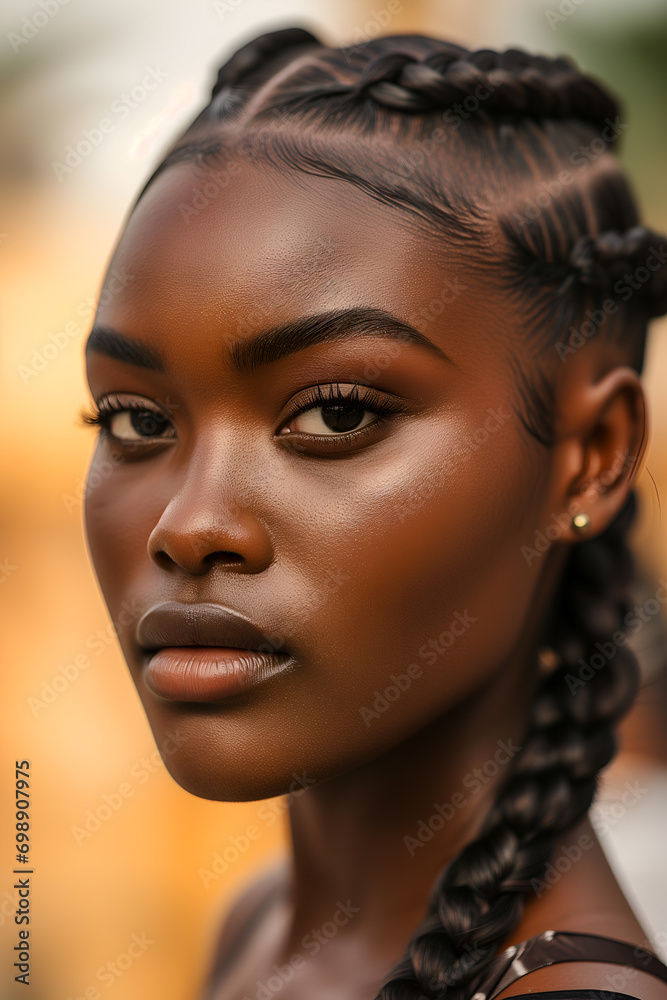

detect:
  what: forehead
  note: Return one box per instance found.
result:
[97,155,501,359]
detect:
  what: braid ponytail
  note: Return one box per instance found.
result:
[377,493,642,1000]
[564,227,667,317]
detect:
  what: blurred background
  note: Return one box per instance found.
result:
[1,0,667,996]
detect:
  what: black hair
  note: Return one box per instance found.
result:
[133,26,667,1000]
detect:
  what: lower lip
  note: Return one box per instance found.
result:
[143,647,294,702]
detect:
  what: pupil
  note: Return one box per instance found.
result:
[322,403,365,432]
[131,410,167,436]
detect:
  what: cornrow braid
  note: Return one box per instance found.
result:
[143,27,667,1000]
[210,26,321,99]
[283,44,618,131]
[152,29,667,332]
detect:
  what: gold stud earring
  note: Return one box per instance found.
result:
[572,512,591,535]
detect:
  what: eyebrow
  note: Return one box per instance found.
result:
[84,307,453,374]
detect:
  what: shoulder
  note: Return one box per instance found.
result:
[500,993,653,1000]
[201,858,290,998]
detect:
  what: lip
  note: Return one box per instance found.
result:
[135,601,294,702]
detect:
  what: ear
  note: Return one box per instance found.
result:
[550,366,648,542]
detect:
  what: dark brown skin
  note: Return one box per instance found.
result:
[83,156,663,999]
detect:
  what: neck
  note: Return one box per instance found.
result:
[282,640,535,970]
[278,546,570,982]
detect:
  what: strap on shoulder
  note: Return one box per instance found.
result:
[469,930,667,1000]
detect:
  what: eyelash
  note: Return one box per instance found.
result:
[78,383,407,454]
[78,394,174,450]
[280,382,405,451]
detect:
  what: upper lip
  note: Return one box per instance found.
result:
[135,602,284,654]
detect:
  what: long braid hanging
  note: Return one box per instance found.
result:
[176,28,667,1000]
[376,494,642,1000]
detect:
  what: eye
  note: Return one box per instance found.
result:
[78,393,176,445]
[277,382,408,451]
[108,408,171,442]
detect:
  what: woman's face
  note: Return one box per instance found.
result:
[84,154,555,801]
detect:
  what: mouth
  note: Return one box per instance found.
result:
[135,602,294,703]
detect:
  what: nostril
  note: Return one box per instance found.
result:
[151,548,243,573]
[146,510,273,574]
[153,550,178,571]
[203,551,243,566]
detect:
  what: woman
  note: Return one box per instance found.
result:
[80,25,667,1000]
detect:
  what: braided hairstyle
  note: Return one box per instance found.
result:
[136,27,667,1000]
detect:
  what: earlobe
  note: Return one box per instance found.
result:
[557,366,648,542]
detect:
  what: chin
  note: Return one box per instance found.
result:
[139,706,319,803]
[162,754,291,803]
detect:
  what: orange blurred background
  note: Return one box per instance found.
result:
[2,1,667,997]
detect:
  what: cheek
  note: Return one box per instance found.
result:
[83,450,157,615]
[268,416,549,752]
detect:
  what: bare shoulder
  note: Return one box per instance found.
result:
[201,857,291,999]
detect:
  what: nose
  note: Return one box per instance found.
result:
[146,440,275,576]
